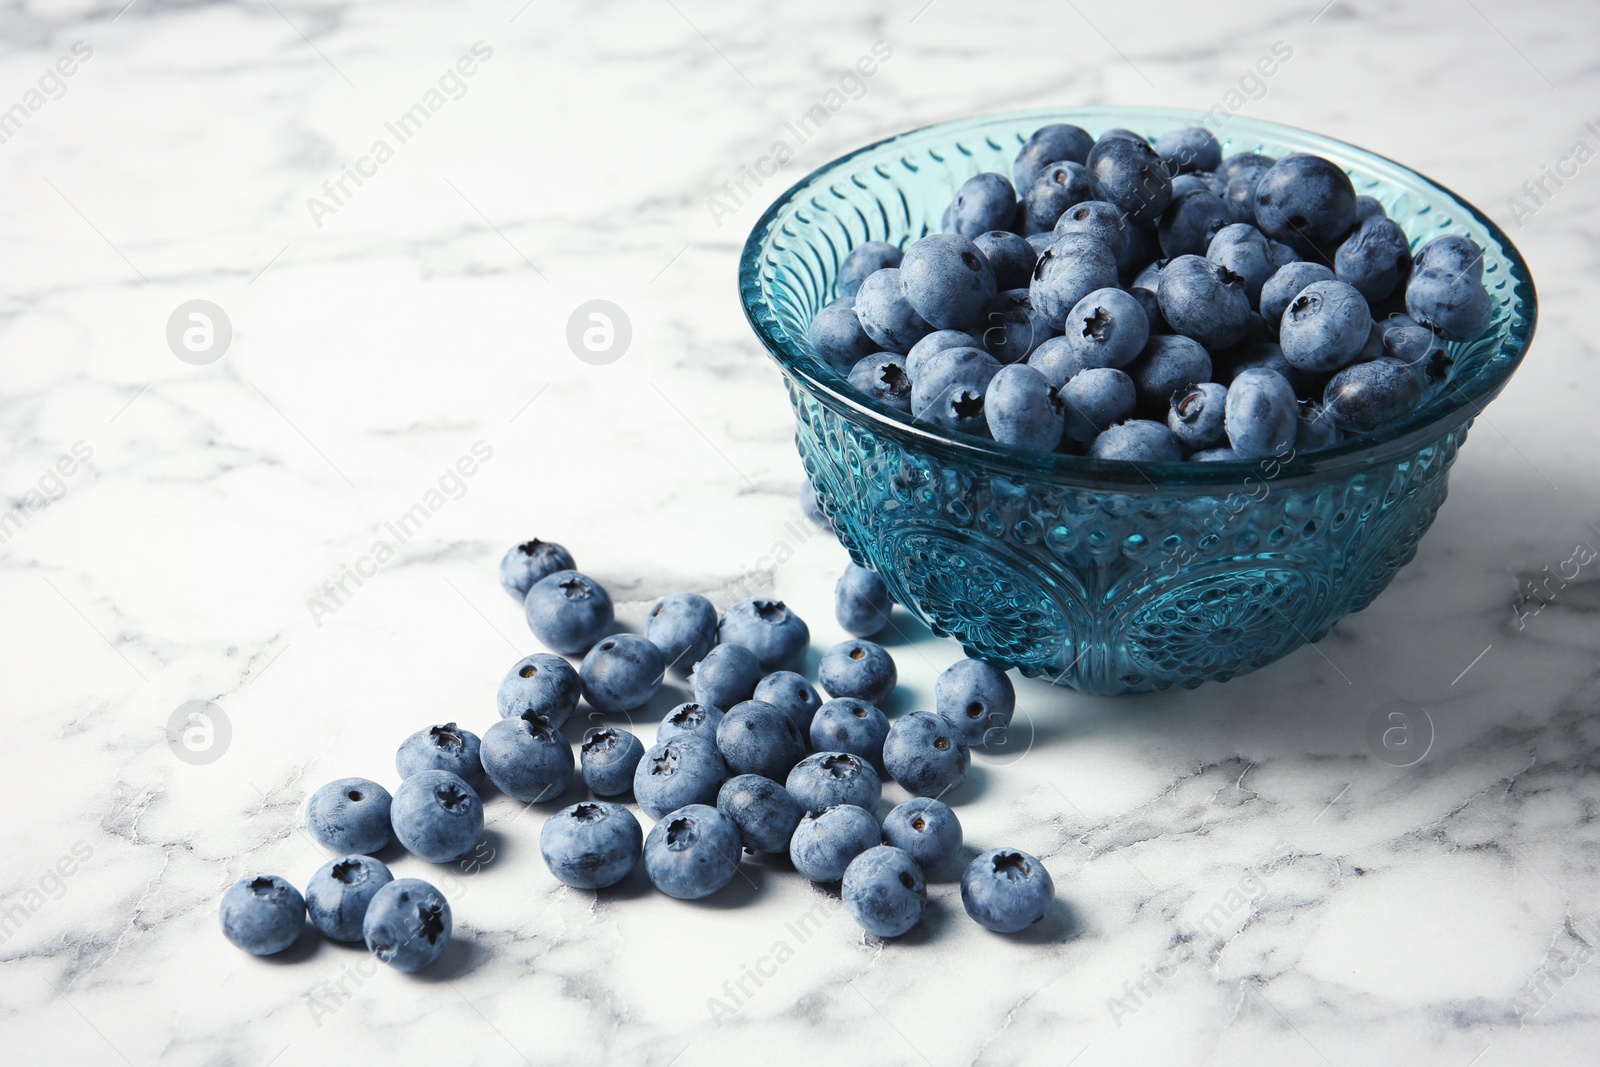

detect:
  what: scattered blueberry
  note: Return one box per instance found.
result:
[753,670,823,733]
[389,770,483,863]
[883,710,971,798]
[689,643,763,710]
[842,846,927,938]
[720,598,810,673]
[799,480,828,528]
[835,562,893,638]
[818,639,897,705]
[363,877,451,972]
[716,700,808,781]
[220,875,305,956]
[882,798,963,874]
[717,774,804,854]
[935,659,1016,747]
[497,653,582,727]
[540,801,642,889]
[634,734,727,820]
[499,539,576,603]
[481,714,574,804]
[960,848,1055,933]
[580,727,645,797]
[643,804,743,900]
[809,697,891,769]
[306,855,393,942]
[644,592,719,676]
[786,751,882,815]
[789,804,881,883]
[580,633,665,714]
[306,777,393,855]
[659,701,726,743]
[396,723,484,791]
[524,570,614,656]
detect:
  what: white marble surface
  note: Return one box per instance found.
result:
[4,0,1600,1064]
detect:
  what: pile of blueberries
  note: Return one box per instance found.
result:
[809,123,1495,461]
[218,538,1057,969]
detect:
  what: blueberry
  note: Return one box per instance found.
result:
[1168,173,1211,199]
[641,592,718,676]
[1206,223,1275,306]
[220,875,305,956]
[1155,125,1222,174]
[1267,239,1301,272]
[753,671,823,733]
[978,290,1057,365]
[1224,368,1299,458]
[363,877,451,972]
[1089,420,1183,462]
[1252,153,1357,261]
[306,777,393,854]
[1215,341,1302,391]
[1132,260,1163,293]
[1355,195,1386,222]
[1157,189,1230,258]
[809,697,890,768]
[540,801,642,889]
[971,231,1037,292]
[899,233,999,331]
[789,804,881,883]
[497,652,582,727]
[1129,287,1169,335]
[843,352,910,412]
[842,846,927,938]
[1335,216,1412,302]
[1167,381,1229,451]
[1157,255,1250,350]
[1259,261,1336,328]
[1059,287,1151,369]
[1296,400,1342,450]
[786,751,882,815]
[807,298,877,374]
[580,634,664,714]
[883,710,970,798]
[1119,222,1163,282]
[1021,162,1093,234]
[1096,128,1150,146]
[306,855,393,942]
[1024,231,1056,256]
[1222,164,1273,225]
[396,722,485,791]
[905,329,983,380]
[1014,123,1095,191]
[524,570,614,656]
[817,641,896,707]
[1028,233,1120,330]
[499,539,575,603]
[910,346,1001,437]
[481,714,574,803]
[949,172,1017,238]
[580,727,645,796]
[935,658,1016,747]
[1058,367,1138,444]
[1405,267,1491,341]
[960,848,1055,933]
[839,241,903,298]
[799,480,827,527]
[689,644,763,709]
[984,363,1065,452]
[1221,151,1277,181]
[1381,323,1450,381]
[1279,279,1373,372]
[1029,335,1110,388]
[1190,446,1242,462]
[645,804,743,899]
[390,770,483,863]
[1412,234,1483,282]
[659,703,731,756]
[716,700,807,781]
[854,268,935,353]
[1086,136,1172,224]
[882,798,963,873]
[633,734,727,820]
[1130,333,1213,412]
[1323,358,1424,431]
[716,774,804,854]
[835,562,892,639]
[1052,200,1131,262]
[719,598,809,673]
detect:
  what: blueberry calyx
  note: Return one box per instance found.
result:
[665,817,699,849]
[331,860,364,885]
[992,851,1029,878]
[436,783,470,811]
[429,723,465,750]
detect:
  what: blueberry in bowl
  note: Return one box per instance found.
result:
[739,107,1535,694]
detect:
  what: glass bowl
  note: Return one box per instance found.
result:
[737,107,1536,694]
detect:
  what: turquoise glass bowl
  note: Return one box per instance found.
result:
[738,108,1536,694]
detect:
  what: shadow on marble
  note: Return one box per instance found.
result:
[408,931,487,983]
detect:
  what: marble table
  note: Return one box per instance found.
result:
[4,0,1599,1064]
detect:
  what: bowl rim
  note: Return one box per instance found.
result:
[737,106,1539,488]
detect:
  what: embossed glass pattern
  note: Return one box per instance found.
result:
[739,108,1536,693]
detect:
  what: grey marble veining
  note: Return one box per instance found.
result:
[2,0,1600,1064]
